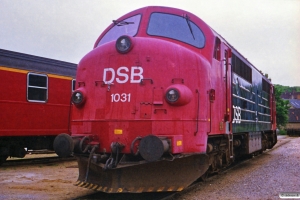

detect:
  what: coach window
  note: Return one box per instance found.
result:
[27,73,48,102]
[72,79,76,92]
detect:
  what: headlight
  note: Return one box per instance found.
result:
[71,90,86,106]
[166,89,180,103]
[116,36,133,54]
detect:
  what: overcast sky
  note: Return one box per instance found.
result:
[0,0,299,86]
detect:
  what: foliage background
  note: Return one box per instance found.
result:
[274,85,300,129]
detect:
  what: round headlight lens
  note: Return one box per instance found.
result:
[116,36,132,54]
[71,91,84,105]
[166,89,179,102]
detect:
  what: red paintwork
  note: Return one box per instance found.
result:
[0,68,72,137]
[72,6,275,155]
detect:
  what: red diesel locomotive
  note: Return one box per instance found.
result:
[54,6,277,193]
[0,49,76,164]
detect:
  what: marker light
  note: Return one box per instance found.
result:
[166,89,180,103]
[116,36,133,54]
[165,84,193,106]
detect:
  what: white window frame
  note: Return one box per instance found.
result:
[72,79,76,92]
[27,72,48,103]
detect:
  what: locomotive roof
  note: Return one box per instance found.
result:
[95,6,272,85]
[208,20,272,84]
[0,48,77,77]
[94,6,213,50]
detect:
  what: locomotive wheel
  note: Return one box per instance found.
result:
[0,156,8,165]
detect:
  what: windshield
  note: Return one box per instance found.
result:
[147,13,205,48]
[97,14,141,47]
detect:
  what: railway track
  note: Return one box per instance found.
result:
[2,151,75,166]
[73,156,263,200]
[3,156,75,166]
[74,136,291,200]
[169,135,292,199]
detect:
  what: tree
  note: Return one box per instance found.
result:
[274,85,290,128]
[275,84,300,93]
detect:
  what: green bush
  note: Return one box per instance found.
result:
[279,129,287,135]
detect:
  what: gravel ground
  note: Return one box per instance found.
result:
[0,136,299,200]
[0,160,94,200]
[171,136,300,200]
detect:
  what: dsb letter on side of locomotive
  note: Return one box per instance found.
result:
[54,6,277,193]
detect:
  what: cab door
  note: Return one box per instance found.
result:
[221,42,232,133]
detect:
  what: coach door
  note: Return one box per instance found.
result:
[221,43,232,133]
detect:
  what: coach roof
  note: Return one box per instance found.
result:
[0,49,77,77]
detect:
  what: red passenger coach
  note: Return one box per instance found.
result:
[54,6,277,193]
[0,49,76,164]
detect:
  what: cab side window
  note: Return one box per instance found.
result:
[213,37,221,60]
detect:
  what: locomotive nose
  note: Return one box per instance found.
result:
[53,133,74,157]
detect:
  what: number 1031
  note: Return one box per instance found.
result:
[111,93,131,102]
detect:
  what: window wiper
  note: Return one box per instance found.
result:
[184,14,195,40]
[113,20,134,26]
